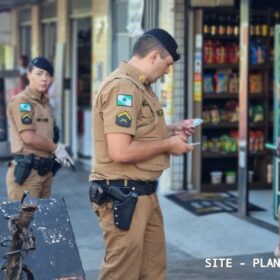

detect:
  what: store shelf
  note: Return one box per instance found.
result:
[200,8,273,192]
[201,183,237,192]
[249,151,267,157]
[203,93,239,99]
[204,63,239,70]
[202,151,237,158]
[203,122,238,128]
[248,122,266,128]
[250,64,270,70]
[202,151,266,158]
[249,182,272,189]
[204,34,239,41]
[248,94,266,99]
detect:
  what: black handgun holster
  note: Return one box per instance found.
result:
[89,182,138,231]
[113,194,138,230]
[109,187,138,231]
[14,157,33,185]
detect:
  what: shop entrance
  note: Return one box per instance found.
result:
[190,0,280,220]
[71,18,92,161]
[267,24,280,219]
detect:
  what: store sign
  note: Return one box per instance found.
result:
[190,0,234,7]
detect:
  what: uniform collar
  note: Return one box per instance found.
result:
[25,86,49,104]
[119,62,149,85]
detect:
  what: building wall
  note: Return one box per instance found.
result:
[0,12,14,69]
[158,0,186,191]
[31,5,41,57]
[171,0,186,190]
[92,0,110,97]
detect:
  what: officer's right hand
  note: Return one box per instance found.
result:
[53,143,74,166]
[166,135,193,156]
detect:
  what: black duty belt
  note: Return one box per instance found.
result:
[14,154,53,173]
[93,180,158,196]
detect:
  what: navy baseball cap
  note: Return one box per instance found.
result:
[143,28,181,62]
[30,57,54,76]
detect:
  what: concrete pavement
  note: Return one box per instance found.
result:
[0,160,279,279]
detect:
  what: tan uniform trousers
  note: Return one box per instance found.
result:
[93,193,166,280]
[6,162,53,201]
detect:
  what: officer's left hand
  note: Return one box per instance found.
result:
[53,143,74,166]
[171,119,195,137]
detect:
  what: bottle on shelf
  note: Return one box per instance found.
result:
[226,14,233,36]
[233,15,239,36]
[203,14,210,35]
[254,15,261,36]
[276,11,280,25]
[250,16,255,36]
[203,40,215,64]
[261,15,268,37]
[210,14,217,36]
[270,12,276,37]
[218,15,226,36]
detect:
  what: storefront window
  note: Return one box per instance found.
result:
[111,0,159,69]
[42,23,56,62]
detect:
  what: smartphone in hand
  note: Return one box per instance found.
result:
[189,142,201,146]
[191,118,203,128]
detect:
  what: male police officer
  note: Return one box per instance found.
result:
[6,56,73,201]
[90,29,194,279]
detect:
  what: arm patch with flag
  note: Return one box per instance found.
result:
[116,94,133,107]
[19,103,32,112]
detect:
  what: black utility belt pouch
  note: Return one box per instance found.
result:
[51,159,61,176]
[14,156,33,185]
[37,158,54,176]
[89,182,109,205]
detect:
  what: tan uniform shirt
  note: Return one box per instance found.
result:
[90,62,170,181]
[7,86,54,158]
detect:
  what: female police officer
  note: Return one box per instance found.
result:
[90,29,194,280]
[6,56,73,201]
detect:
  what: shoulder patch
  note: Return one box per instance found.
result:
[21,113,32,125]
[19,103,32,112]
[116,111,132,128]
[117,94,133,107]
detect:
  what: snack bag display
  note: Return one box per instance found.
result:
[203,74,214,94]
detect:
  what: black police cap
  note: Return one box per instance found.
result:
[143,28,181,62]
[30,57,54,76]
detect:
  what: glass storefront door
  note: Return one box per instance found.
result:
[267,24,280,218]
